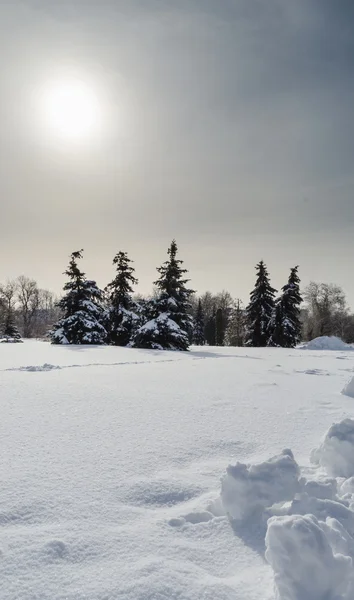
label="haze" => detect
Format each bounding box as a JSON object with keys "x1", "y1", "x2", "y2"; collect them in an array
[{"x1": 0, "y1": 0, "x2": 353, "y2": 305}]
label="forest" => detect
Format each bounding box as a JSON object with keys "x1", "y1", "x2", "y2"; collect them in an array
[{"x1": 1, "y1": 241, "x2": 354, "y2": 348}]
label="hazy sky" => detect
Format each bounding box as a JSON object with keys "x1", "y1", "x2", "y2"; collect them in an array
[{"x1": 0, "y1": 0, "x2": 353, "y2": 305}]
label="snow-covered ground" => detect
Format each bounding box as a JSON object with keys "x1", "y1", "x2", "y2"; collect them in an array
[{"x1": 1, "y1": 341, "x2": 354, "y2": 599}]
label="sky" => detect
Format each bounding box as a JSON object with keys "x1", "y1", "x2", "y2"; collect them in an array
[{"x1": 0, "y1": 0, "x2": 353, "y2": 306}]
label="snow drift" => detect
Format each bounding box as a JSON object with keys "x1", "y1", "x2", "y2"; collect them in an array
[
  {"x1": 265, "y1": 514, "x2": 353, "y2": 600},
  {"x1": 263, "y1": 418, "x2": 354, "y2": 599},
  {"x1": 221, "y1": 449, "x2": 300, "y2": 520},
  {"x1": 220, "y1": 417, "x2": 354, "y2": 599},
  {"x1": 342, "y1": 377, "x2": 354, "y2": 399},
  {"x1": 311, "y1": 418, "x2": 354, "y2": 478},
  {"x1": 299, "y1": 336, "x2": 351, "y2": 351}
]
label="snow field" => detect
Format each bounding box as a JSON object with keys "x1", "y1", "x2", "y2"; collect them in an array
[{"x1": 1, "y1": 341, "x2": 354, "y2": 599}]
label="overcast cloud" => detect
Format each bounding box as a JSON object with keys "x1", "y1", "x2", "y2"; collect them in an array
[{"x1": 0, "y1": 0, "x2": 353, "y2": 304}]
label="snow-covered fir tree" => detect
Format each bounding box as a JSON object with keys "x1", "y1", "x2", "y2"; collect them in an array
[
  {"x1": 51, "y1": 250, "x2": 107, "y2": 345},
  {"x1": 105, "y1": 251, "x2": 139, "y2": 346},
  {"x1": 131, "y1": 240, "x2": 193, "y2": 350},
  {"x1": 193, "y1": 298, "x2": 205, "y2": 345},
  {"x1": 267, "y1": 301, "x2": 284, "y2": 348},
  {"x1": 246, "y1": 260, "x2": 276, "y2": 347},
  {"x1": 2, "y1": 310, "x2": 22, "y2": 340},
  {"x1": 268, "y1": 266, "x2": 302, "y2": 348},
  {"x1": 0, "y1": 282, "x2": 22, "y2": 340}
]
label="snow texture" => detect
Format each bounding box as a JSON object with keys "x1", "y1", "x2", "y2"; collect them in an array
[
  {"x1": 221, "y1": 449, "x2": 300, "y2": 520},
  {"x1": 311, "y1": 418, "x2": 354, "y2": 478},
  {"x1": 1, "y1": 341, "x2": 354, "y2": 600},
  {"x1": 299, "y1": 336, "x2": 352, "y2": 351},
  {"x1": 342, "y1": 376, "x2": 354, "y2": 398},
  {"x1": 265, "y1": 514, "x2": 353, "y2": 600},
  {"x1": 263, "y1": 417, "x2": 354, "y2": 600}
]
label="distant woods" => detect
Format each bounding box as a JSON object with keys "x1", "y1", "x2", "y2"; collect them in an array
[
  {"x1": 2, "y1": 245, "x2": 354, "y2": 347},
  {"x1": 0, "y1": 276, "x2": 60, "y2": 340}
]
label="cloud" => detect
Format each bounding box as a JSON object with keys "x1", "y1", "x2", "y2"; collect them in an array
[{"x1": 0, "y1": 1, "x2": 353, "y2": 301}]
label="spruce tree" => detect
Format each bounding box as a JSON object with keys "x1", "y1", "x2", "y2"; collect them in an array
[
  {"x1": 51, "y1": 250, "x2": 107, "y2": 345},
  {"x1": 267, "y1": 301, "x2": 284, "y2": 347},
  {"x1": 268, "y1": 266, "x2": 302, "y2": 348},
  {"x1": 105, "y1": 251, "x2": 139, "y2": 346},
  {"x1": 131, "y1": 240, "x2": 193, "y2": 350},
  {"x1": 2, "y1": 310, "x2": 22, "y2": 340},
  {"x1": 0, "y1": 283, "x2": 22, "y2": 340},
  {"x1": 246, "y1": 260, "x2": 276, "y2": 347},
  {"x1": 193, "y1": 299, "x2": 205, "y2": 345}
]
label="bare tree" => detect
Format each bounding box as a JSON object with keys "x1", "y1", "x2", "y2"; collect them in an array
[
  {"x1": 0, "y1": 280, "x2": 17, "y2": 313},
  {"x1": 225, "y1": 299, "x2": 246, "y2": 346},
  {"x1": 16, "y1": 276, "x2": 41, "y2": 338},
  {"x1": 303, "y1": 282, "x2": 348, "y2": 340}
]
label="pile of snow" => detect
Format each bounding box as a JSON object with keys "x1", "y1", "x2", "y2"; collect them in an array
[
  {"x1": 288, "y1": 493, "x2": 354, "y2": 534},
  {"x1": 219, "y1": 416, "x2": 354, "y2": 599},
  {"x1": 0, "y1": 337, "x2": 23, "y2": 343},
  {"x1": 301, "y1": 476, "x2": 337, "y2": 500},
  {"x1": 342, "y1": 376, "x2": 354, "y2": 399},
  {"x1": 311, "y1": 418, "x2": 354, "y2": 478},
  {"x1": 265, "y1": 514, "x2": 353, "y2": 600},
  {"x1": 221, "y1": 449, "x2": 300, "y2": 520},
  {"x1": 299, "y1": 336, "x2": 351, "y2": 351},
  {"x1": 264, "y1": 418, "x2": 354, "y2": 599}
]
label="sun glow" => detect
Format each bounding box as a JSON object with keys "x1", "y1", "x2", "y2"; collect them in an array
[{"x1": 40, "y1": 78, "x2": 101, "y2": 142}]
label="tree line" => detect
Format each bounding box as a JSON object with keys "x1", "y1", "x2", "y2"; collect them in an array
[
  {"x1": 0, "y1": 277, "x2": 59, "y2": 340},
  {"x1": 1, "y1": 241, "x2": 354, "y2": 348}
]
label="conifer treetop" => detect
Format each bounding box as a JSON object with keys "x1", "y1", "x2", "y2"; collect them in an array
[
  {"x1": 154, "y1": 239, "x2": 192, "y2": 298},
  {"x1": 106, "y1": 251, "x2": 138, "y2": 310}
]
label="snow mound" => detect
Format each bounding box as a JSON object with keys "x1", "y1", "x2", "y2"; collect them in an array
[
  {"x1": 301, "y1": 477, "x2": 337, "y2": 500},
  {"x1": 342, "y1": 377, "x2": 354, "y2": 398},
  {"x1": 288, "y1": 493, "x2": 354, "y2": 535},
  {"x1": 311, "y1": 418, "x2": 354, "y2": 478},
  {"x1": 221, "y1": 449, "x2": 300, "y2": 520},
  {"x1": 340, "y1": 477, "x2": 354, "y2": 505},
  {"x1": 299, "y1": 336, "x2": 351, "y2": 351},
  {"x1": 265, "y1": 514, "x2": 353, "y2": 600}
]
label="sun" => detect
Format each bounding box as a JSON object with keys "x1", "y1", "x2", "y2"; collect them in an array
[{"x1": 40, "y1": 78, "x2": 101, "y2": 142}]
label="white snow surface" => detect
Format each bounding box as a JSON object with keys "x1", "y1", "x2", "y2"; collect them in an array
[
  {"x1": 265, "y1": 514, "x2": 353, "y2": 600},
  {"x1": 342, "y1": 376, "x2": 354, "y2": 398},
  {"x1": 221, "y1": 449, "x2": 300, "y2": 520},
  {"x1": 1, "y1": 341, "x2": 354, "y2": 599},
  {"x1": 299, "y1": 336, "x2": 352, "y2": 351},
  {"x1": 311, "y1": 418, "x2": 354, "y2": 478}
]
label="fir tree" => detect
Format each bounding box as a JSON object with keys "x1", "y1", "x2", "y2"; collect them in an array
[
  {"x1": 193, "y1": 299, "x2": 205, "y2": 345},
  {"x1": 2, "y1": 310, "x2": 22, "y2": 340},
  {"x1": 0, "y1": 282, "x2": 22, "y2": 340},
  {"x1": 131, "y1": 240, "x2": 193, "y2": 350},
  {"x1": 267, "y1": 301, "x2": 284, "y2": 347},
  {"x1": 105, "y1": 251, "x2": 139, "y2": 346},
  {"x1": 246, "y1": 260, "x2": 276, "y2": 347},
  {"x1": 51, "y1": 250, "x2": 107, "y2": 345},
  {"x1": 268, "y1": 266, "x2": 302, "y2": 348}
]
